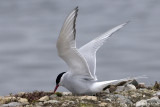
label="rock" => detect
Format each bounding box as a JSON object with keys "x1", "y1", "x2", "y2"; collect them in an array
[
  {"x1": 39, "y1": 96, "x2": 49, "y2": 101},
  {"x1": 0, "y1": 96, "x2": 16, "y2": 104},
  {"x1": 80, "y1": 96, "x2": 97, "y2": 101},
  {"x1": 17, "y1": 92, "x2": 25, "y2": 97},
  {"x1": 66, "y1": 100, "x2": 75, "y2": 105},
  {"x1": 44, "y1": 100, "x2": 59, "y2": 104},
  {"x1": 98, "y1": 102, "x2": 107, "y2": 107},
  {"x1": 62, "y1": 92, "x2": 72, "y2": 96},
  {"x1": 115, "y1": 86, "x2": 124, "y2": 92},
  {"x1": 127, "y1": 79, "x2": 139, "y2": 87},
  {"x1": 36, "y1": 102, "x2": 43, "y2": 106},
  {"x1": 18, "y1": 98, "x2": 29, "y2": 104},
  {"x1": 49, "y1": 94, "x2": 57, "y2": 99},
  {"x1": 136, "y1": 100, "x2": 147, "y2": 107},
  {"x1": 137, "y1": 83, "x2": 145, "y2": 89},
  {"x1": 104, "y1": 89, "x2": 110, "y2": 93},
  {"x1": 124, "y1": 84, "x2": 136, "y2": 91},
  {"x1": 105, "y1": 98, "x2": 111, "y2": 102},
  {"x1": 0, "y1": 96, "x2": 2, "y2": 100},
  {"x1": 115, "y1": 94, "x2": 133, "y2": 105},
  {"x1": 1, "y1": 102, "x2": 22, "y2": 107},
  {"x1": 147, "y1": 96, "x2": 160, "y2": 104},
  {"x1": 61, "y1": 101, "x2": 75, "y2": 107},
  {"x1": 61, "y1": 102, "x2": 68, "y2": 107},
  {"x1": 155, "y1": 91, "x2": 160, "y2": 99}
]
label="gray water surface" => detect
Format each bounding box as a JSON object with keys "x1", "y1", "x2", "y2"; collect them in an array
[{"x1": 0, "y1": 0, "x2": 160, "y2": 95}]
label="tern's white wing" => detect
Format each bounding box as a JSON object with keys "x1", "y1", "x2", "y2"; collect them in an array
[
  {"x1": 79, "y1": 22, "x2": 128, "y2": 80},
  {"x1": 56, "y1": 7, "x2": 93, "y2": 78}
]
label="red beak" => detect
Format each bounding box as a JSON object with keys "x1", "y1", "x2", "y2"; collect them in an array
[{"x1": 53, "y1": 85, "x2": 59, "y2": 94}]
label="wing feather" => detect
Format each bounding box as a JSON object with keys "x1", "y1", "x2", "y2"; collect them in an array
[
  {"x1": 56, "y1": 7, "x2": 93, "y2": 78},
  {"x1": 79, "y1": 22, "x2": 129, "y2": 80}
]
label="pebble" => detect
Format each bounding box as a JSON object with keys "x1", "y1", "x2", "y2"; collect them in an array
[
  {"x1": 115, "y1": 94, "x2": 133, "y2": 105},
  {"x1": 98, "y1": 102, "x2": 107, "y2": 107},
  {"x1": 39, "y1": 96, "x2": 49, "y2": 101},
  {"x1": 44, "y1": 100, "x2": 59, "y2": 104},
  {"x1": 104, "y1": 89, "x2": 110, "y2": 93},
  {"x1": 17, "y1": 92, "x2": 25, "y2": 97},
  {"x1": 124, "y1": 84, "x2": 136, "y2": 91},
  {"x1": 147, "y1": 97, "x2": 160, "y2": 104},
  {"x1": 80, "y1": 96, "x2": 97, "y2": 101},
  {"x1": 68, "y1": 100, "x2": 75, "y2": 105},
  {"x1": 49, "y1": 94, "x2": 57, "y2": 99},
  {"x1": 62, "y1": 92, "x2": 72, "y2": 96},
  {"x1": 115, "y1": 86, "x2": 124, "y2": 92},
  {"x1": 1, "y1": 102, "x2": 21, "y2": 107},
  {"x1": 18, "y1": 98, "x2": 29, "y2": 104},
  {"x1": 0, "y1": 96, "x2": 16, "y2": 104},
  {"x1": 61, "y1": 102, "x2": 67, "y2": 107},
  {"x1": 37, "y1": 102, "x2": 43, "y2": 106},
  {"x1": 0, "y1": 80, "x2": 160, "y2": 107},
  {"x1": 155, "y1": 91, "x2": 160, "y2": 99},
  {"x1": 0, "y1": 96, "x2": 2, "y2": 100},
  {"x1": 136, "y1": 100, "x2": 147, "y2": 107},
  {"x1": 105, "y1": 98, "x2": 111, "y2": 102},
  {"x1": 127, "y1": 79, "x2": 139, "y2": 87}
]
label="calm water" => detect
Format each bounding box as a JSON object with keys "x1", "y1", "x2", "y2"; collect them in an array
[{"x1": 0, "y1": 0, "x2": 160, "y2": 95}]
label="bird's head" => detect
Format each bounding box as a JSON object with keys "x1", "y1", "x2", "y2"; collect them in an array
[{"x1": 53, "y1": 72, "x2": 66, "y2": 93}]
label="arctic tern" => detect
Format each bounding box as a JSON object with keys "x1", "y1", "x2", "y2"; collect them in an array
[{"x1": 53, "y1": 7, "x2": 136, "y2": 95}]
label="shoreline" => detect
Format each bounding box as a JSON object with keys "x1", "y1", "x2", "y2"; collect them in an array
[{"x1": 0, "y1": 80, "x2": 160, "y2": 107}]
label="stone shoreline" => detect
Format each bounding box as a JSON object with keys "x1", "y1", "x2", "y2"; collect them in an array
[{"x1": 0, "y1": 80, "x2": 160, "y2": 107}]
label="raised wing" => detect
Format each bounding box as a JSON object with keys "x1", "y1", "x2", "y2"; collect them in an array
[
  {"x1": 56, "y1": 7, "x2": 94, "y2": 78},
  {"x1": 79, "y1": 22, "x2": 128, "y2": 80}
]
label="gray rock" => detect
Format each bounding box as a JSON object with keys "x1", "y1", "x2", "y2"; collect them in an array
[
  {"x1": 115, "y1": 86, "x2": 124, "y2": 92},
  {"x1": 115, "y1": 94, "x2": 133, "y2": 105},
  {"x1": 155, "y1": 91, "x2": 160, "y2": 99},
  {"x1": 61, "y1": 102, "x2": 68, "y2": 107},
  {"x1": 1, "y1": 102, "x2": 21, "y2": 107},
  {"x1": 104, "y1": 89, "x2": 110, "y2": 93},
  {"x1": 80, "y1": 96, "x2": 97, "y2": 101},
  {"x1": 44, "y1": 100, "x2": 59, "y2": 104},
  {"x1": 127, "y1": 79, "x2": 139, "y2": 87},
  {"x1": 49, "y1": 94, "x2": 57, "y2": 99},
  {"x1": 35, "y1": 102, "x2": 43, "y2": 106},
  {"x1": 147, "y1": 97, "x2": 160, "y2": 104},
  {"x1": 136, "y1": 100, "x2": 147, "y2": 107},
  {"x1": 156, "y1": 91, "x2": 160, "y2": 96},
  {"x1": 124, "y1": 84, "x2": 136, "y2": 91}
]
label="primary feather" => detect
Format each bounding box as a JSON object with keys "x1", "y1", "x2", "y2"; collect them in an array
[
  {"x1": 56, "y1": 7, "x2": 94, "y2": 78},
  {"x1": 79, "y1": 22, "x2": 129, "y2": 80}
]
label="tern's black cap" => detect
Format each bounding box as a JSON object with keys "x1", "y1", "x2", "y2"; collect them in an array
[{"x1": 56, "y1": 72, "x2": 66, "y2": 85}]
